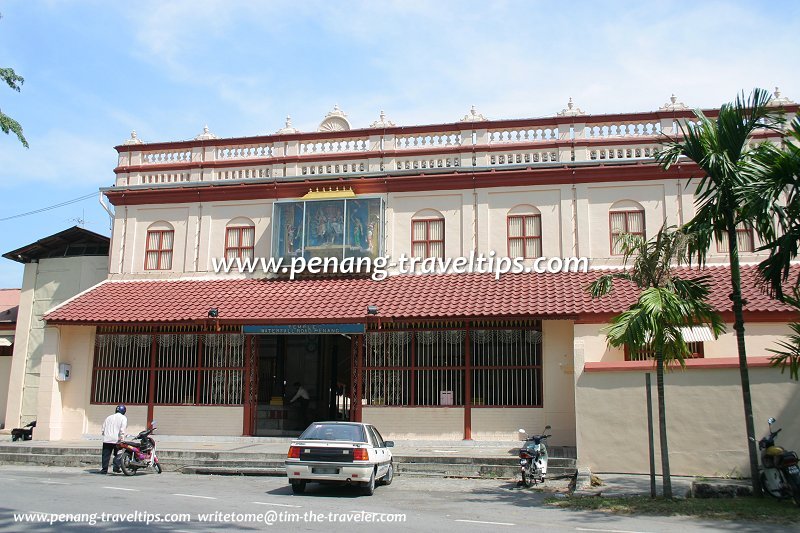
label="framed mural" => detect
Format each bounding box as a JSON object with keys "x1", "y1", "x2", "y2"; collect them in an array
[{"x1": 272, "y1": 197, "x2": 383, "y2": 261}]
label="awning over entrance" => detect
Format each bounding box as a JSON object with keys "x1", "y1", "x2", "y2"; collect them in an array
[{"x1": 43, "y1": 264, "x2": 798, "y2": 325}]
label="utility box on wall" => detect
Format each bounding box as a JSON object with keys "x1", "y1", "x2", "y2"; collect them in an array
[{"x1": 56, "y1": 363, "x2": 71, "y2": 382}]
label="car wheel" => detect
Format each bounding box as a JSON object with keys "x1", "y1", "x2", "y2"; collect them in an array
[
  {"x1": 381, "y1": 462, "x2": 393, "y2": 486},
  {"x1": 361, "y1": 470, "x2": 376, "y2": 496},
  {"x1": 290, "y1": 480, "x2": 306, "y2": 494}
]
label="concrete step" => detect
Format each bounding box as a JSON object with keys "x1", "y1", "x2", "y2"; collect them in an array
[{"x1": 0, "y1": 446, "x2": 577, "y2": 480}]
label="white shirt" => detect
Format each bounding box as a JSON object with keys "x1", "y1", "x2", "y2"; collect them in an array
[
  {"x1": 290, "y1": 387, "x2": 310, "y2": 403},
  {"x1": 101, "y1": 412, "x2": 128, "y2": 444}
]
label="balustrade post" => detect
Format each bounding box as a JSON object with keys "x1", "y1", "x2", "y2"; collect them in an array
[
  {"x1": 471, "y1": 129, "x2": 489, "y2": 167},
  {"x1": 383, "y1": 134, "x2": 396, "y2": 173},
  {"x1": 284, "y1": 140, "x2": 299, "y2": 177},
  {"x1": 572, "y1": 122, "x2": 587, "y2": 162},
  {"x1": 368, "y1": 134, "x2": 383, "y2": 172}
]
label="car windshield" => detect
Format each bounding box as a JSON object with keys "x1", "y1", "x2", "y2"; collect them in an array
[{"x1": 299, "y1": 423, "x2": 367, "y2": 443}]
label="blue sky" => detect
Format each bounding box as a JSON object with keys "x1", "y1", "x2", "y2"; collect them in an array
[{"x1": 0, "y1": 0, "x2": 798, "y2": 287}]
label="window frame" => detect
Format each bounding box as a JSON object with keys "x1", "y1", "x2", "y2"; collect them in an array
[
  {"x1": 609, "y1": 209, "x2": 645, "y2": 256},
  {"x1": 144, "y1": 229, "x2": 174, "y2": 270},
  {"x1": 716, "y1": 223, "x2": 755, "y2": 254},
  {"x1": 225, "y1": 225, "x2": 256, "y2": 260},
  {"x1": 507, "y1": 213, "x2": 542, "y2": 259},
  {"x1": 411, "y1": 217, "x2": 445, "y2": 259}
]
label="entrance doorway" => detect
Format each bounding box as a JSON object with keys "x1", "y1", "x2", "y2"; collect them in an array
[{"x1": 250, "y1": 334, "x2": 352, "y2": 436}]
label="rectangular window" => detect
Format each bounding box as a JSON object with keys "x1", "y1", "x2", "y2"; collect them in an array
[
  {"x1": 363, "y1": 321, "x2": 542, "y2": 408},
  {"x1": 225, "y1": 226, "x2": 255, "y2": 261},
  {"x1": 508, "y1": 214, "x2": 542, "y2": 258},
  {"x1": 411, "y1": 219, "x2": 444, "y2": 259},
  {"x1": 625, "y1": 342, "x2": 704, "y2": 361},
  {"x1": 610, "y1": 210, "x2": 645, "y2": 255},
  {"x1": 92, "y1": 332, "x2": 246, "y2": 406},
  {"x1": 145, "y1": 230, "x2": 174, "y2": 270},
  {"x1": 717, "y1": 223, "x2": 755, "y2": 253}
]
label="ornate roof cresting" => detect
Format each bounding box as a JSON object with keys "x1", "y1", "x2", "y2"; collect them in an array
[
  {"x1": 459, "y1": 105, "x2": 487, "y2": 122},
  {"x1": 276, "y1": 115, "x2": 300, "y2": 134},
  {"x1": 318, "y1": 104, "x2": 351, "y2": 132},
  {"x1": 123, "y1": 130, "x2": 144, "y2": 145},
  {"x1": 659, "y1": 94, "x2": 688, "y2": 112},
  {"x1": 768, "y1": 87, "x2": 796, "y2": 107},
  {"x1": 194, "y1": 125, "x2": 218, "y2": 140},
  {"x1": 557, "y1": 97, "x2": 586, "y2": 117},
  {"x1": 370, "y1": 110, "x2": 396, "y2": 128}
]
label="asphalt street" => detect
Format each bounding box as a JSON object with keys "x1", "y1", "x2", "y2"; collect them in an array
[{"x1": 0, "y1": 466, "x2": 791, "y2": 532}]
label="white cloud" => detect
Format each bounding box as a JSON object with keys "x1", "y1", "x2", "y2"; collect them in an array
[{"x1": 0, "y1": 129, "x2": 115, "y2": 187}]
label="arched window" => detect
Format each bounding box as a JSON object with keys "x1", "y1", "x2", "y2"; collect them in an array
[
  {"x1": 145, "y1": 221, "x2": 174, "y2": 270},
  {"x1": 609, "y1": 200, "x2": 645, "y2": 255},
  {"x1": 507, "y1": 205, "x2": 542, "y2": 258},
  {"x1": 411, "y1": 209, "x2": 444, "y2": 259},
  {"x1": 225, "y1": 218, "x2": 256, "y2": 261}
]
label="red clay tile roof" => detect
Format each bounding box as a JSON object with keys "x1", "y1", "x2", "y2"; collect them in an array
[{"x1": 43, "y1": 264, "x2": 799, "y2": 325}]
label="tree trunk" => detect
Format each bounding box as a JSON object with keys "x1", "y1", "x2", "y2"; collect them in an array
[
  {"x1": 656, "y1": 350, "x2": 672, "y2": 498},
  {"x1": 727, "y1": 221, "x2": 763, "y2": 497}
]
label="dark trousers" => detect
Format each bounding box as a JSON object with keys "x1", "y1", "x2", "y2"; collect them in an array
[{"x1": 101, "y1": 442, "x2": 119, "y2": 472}]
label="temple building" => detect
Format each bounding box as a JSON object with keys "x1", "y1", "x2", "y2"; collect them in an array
[{"x1": 4, "y1": 93, "x2": 799, "y2": 475}]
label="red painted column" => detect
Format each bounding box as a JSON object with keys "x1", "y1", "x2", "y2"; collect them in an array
[
  {"x1": 355, "y1": 334, "x2": 364, "y2": 422},
  {"x1": 464, "y1": 323, "x2": 472, "y2": 441}
]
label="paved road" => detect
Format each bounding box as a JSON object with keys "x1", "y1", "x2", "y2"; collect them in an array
[{"x1": 0, "y1": 466, "x2": 789, "y2": 532}]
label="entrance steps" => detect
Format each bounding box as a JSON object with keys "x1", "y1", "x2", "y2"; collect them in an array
[{"x1": 0, "y1": 441, "x2": 577, "y2": 480}]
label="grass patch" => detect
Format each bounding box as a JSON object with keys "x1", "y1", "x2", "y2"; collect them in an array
[{"x1": 545, "y1": 495, "x2": 799, "y2": 524}]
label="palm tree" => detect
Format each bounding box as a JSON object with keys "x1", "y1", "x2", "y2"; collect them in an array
[
  {"x1": 589, "y1": 227, "x2": 725, "y2": 498},
  {"x1": 656, "y1": 88, "x2": 784, "y2": 496},
  {"x1": 747, "y1": 117, "x2": 800, "y2": 379}
]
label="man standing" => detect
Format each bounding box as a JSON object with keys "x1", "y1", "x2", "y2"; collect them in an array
[
  {"x1": 289, "y1": 382, "x2": 310, "y2": 428},
  {"x1": 100, "y1": 405, "x2": 127, "y2": 474}
]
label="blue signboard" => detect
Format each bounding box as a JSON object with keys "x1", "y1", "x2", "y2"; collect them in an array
[{"x1": 243, "y1": 324, "x2": 366, "y2": 335}]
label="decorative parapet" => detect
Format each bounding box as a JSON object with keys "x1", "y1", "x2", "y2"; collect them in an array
[
  {"x1": 769, "y1": 86, "x2": 796, "y2": 107},
  {"x1": 112, "y1": 96, "x2": 797, "y2": 188},
  {"x1": 460, "y1": 105, "x2": 487, "y2": 122},
  {"x1": 557, "y1": 98, "x2": 585, "y2": 117},
  {"x1": 318, "y1": 104, "x2": 351, "y2": 132}
]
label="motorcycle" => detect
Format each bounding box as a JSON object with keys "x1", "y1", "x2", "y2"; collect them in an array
[
  {"x1": 116, "y1": 421, "x2": 162, "y2": 476},
  {"x1": 517, "y1": 425, "x2": 551, "y2": 487},
  {"x1": 758, "y1": 417, "x2": 800, "y2": 506}
]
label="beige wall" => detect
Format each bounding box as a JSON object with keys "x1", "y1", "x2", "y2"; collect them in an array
[
  {"x1": 153, "y1": 406, "x2": 244, "y2": 436},
  {"x1": 363, "y1": 407, "x2": 463, "y2": 440},
  {"x1": 5, "y1": 256, "x2": 108, "y2": 429},
  {"x1": 0, "y1": 355, "x2": 10, "y2": 428},
  {"x1": 575, "y1": 366, "x2": 800, "y2": 476}
]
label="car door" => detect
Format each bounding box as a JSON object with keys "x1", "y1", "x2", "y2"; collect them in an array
[{"x1": 366, "y1": 425, "x2": 388, "y2": 477}]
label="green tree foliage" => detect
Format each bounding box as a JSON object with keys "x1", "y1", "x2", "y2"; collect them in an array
[
  {"x1": 655, "y1": 88, "x2": 784, "y2": 496},
  {"x1": 1, "y1": 14, "x2": 28, "y2": 148},
  {"x1": 589, "y1": 227, "x2": 725, "y2": 499}
]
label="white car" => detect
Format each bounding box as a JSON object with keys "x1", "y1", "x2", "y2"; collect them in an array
[{"x1": 285, "y1": 421, "x2": 394, "y2": 495}]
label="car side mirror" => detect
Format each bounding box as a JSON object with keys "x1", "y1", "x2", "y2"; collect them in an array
[{"x1": 385, "y1": 441, "x2": 395, "y2": 448}]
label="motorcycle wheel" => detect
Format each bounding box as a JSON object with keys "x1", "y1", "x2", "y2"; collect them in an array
[
  {"x1": 521, "y1": 468, "x2": 533, "y2": 488},
  {"x1": 120, "y1": 452, "x2": 137, "y2": 476},
  {"x1": 154, "y1": 462, "x2": 162, "y2": 474}
]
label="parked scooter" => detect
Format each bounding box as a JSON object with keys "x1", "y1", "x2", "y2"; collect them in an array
[
  {"x1": 757, "y1": 417, "x2": 800, "y2": 506},
  {"x1": 116, "y1": 421, "x2": 162, "y2": 476},
  {"x1": 517, "y1": 425, "x2": 551, "y2": 487}
]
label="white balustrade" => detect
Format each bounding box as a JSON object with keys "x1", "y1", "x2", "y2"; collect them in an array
[
  {"x1": 488, "y1": 126, "x2": 560, "y2": 143},
  {"x1": 395, "y1": 132, "x2": 461, "y2": 149},
  {"x1": 589, "y1": 144, "x2": 660, "y2": 161},
  {"x1": 141, "y1": 172, "x2": 192, "y2": 184},
  {"x1": 301, "y1": 160, "x2": 368, "y2": 176},
  {"x1": 299, "y1": 138, "x2": 370, "y2": 155},
  {"x1": 585, "y1": 121, "x2": 662, "y2": 139},
  {"x1": 216, "y1": 144, "x2": 273, "y2": 160},
  {"x1": 142, "y1": 149, "x2": 192, "y2": 164},
  {"x1": 394, "y1": 156, "x2": 460, "y2": 171},
  {"x1": 488, "y1": 150, "x2": 559, "y2": 166},
  {"x1": 215, "y1": 167, "x2": 271, "y2": 180}
]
